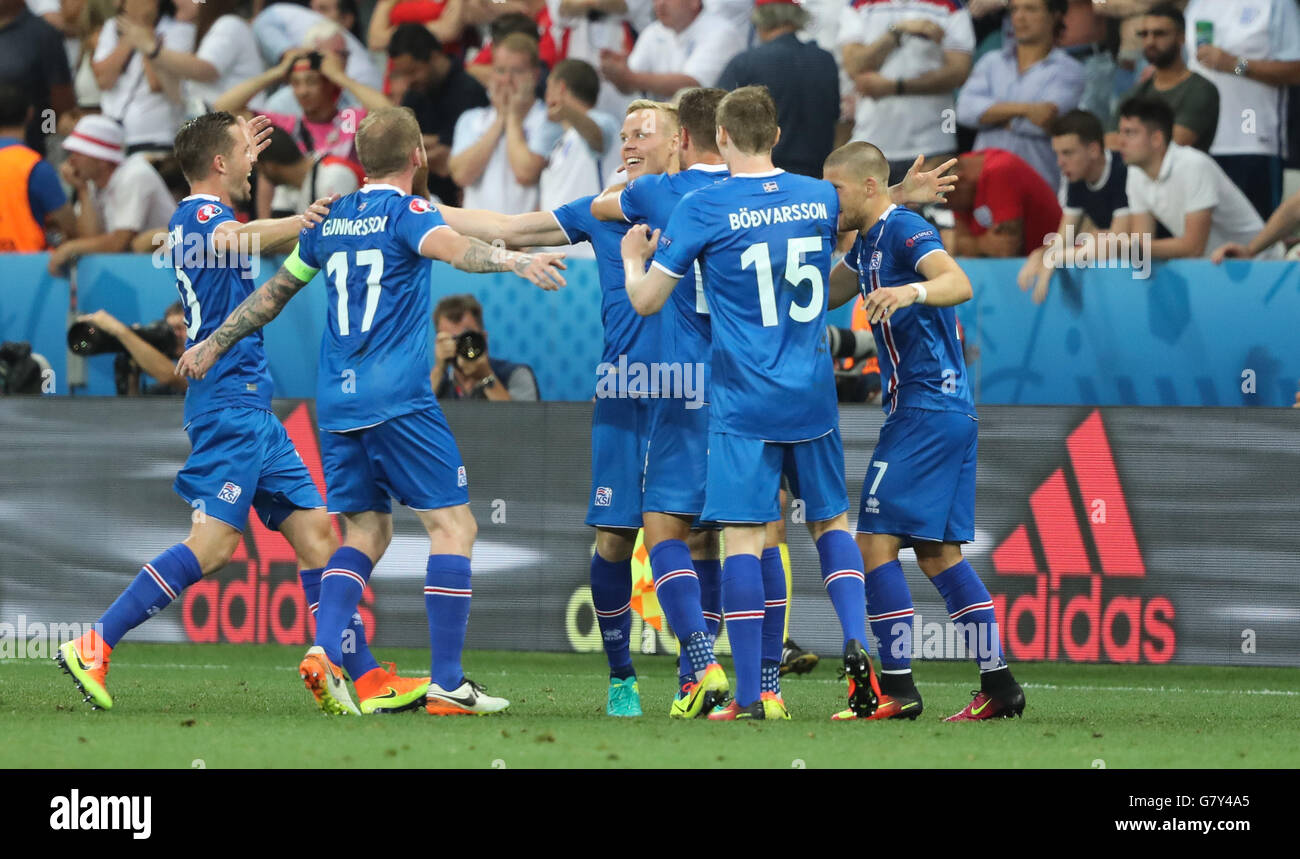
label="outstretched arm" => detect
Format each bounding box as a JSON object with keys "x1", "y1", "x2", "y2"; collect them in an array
[
  {"x1": 890, "y1": 155, "x2": 958, "y2": 206},
  {"x1": 435, "y1": 206, "x2": 568, "y2": 248},
  {"x1": 176, "y1": 260, "x2": 314, "y2": 379},
  {"x1": 420, "y1": 228, "x2": 567, "y2": 288}
]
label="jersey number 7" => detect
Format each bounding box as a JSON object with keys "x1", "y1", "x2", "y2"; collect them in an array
[
  {"x1": 739, "y1": 236, "x2": 824, "y2": 327},
  {"x1": 325, "y1": 249, "x2": 385, "y2": 335}
]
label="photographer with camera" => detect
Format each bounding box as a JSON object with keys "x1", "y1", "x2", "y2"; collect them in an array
[
  {"x1": 431, "y1": 293, "x2": 538, "y2": 401},
  {"x1": 69, "y1": 302, "x2": 187, "y2": 395}
]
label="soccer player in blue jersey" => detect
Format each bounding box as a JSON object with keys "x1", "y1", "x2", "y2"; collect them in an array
[
  {"x1": 430, "y1": 99, "x2": 681, "y2": 717},
  {"x1": 823, "y1": 140, "x2": 1026, "y2": 721},
  {"x1": 178, "y1": 107, "x2": 566, "y2": 716},
  {"x1": 620, "y1": 86, "x2": 879, "y2": 721},
  {"x1": 55, "y1": 112, "x2": 428, "y2": 714}
]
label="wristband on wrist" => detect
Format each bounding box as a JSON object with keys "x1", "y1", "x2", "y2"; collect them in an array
[{"x1": 912, "y1": 283, "x2": 928, "y2": 305}]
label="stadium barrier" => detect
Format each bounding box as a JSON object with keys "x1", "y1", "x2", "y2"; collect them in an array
[
  {"x1": 1, "y1": 255, "x2": 1296, "y2": 405},
  {"x1": 2, "y1": 398, "x2": 1296, "y2": 667}
]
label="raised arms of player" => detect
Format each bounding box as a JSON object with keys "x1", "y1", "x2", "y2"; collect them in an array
[
  {"x1": 175, "y1": 260, "x2": 314, "y2": 380},
  {"x1": 419, "y1": 228, "x2": 568, "y2": 287},
  {"x1": 619, "y1": 225, "x2": 677, "y2": 315},
  {"x1": 434, "y1": 206, "x2": 569, "y2": 249}
]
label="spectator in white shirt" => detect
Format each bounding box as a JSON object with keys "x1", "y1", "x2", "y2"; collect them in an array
[
  {"x1": 599, "y1": 0, "x2": 744, "y2": 98},
  {"x1": 92, "y1": 0, "x2": 192, "y2": 154},
  {"x1": 114, "y1": 0, "x2": 265, "y2": 118},
  {"x1": 48, "y1": 114, "x2": 176, "y2": 274},
  {"x1": 1117, "y1": 97, "x2": 1282, "y2": 261},
  {"x1": 1185, "y1": 0, "x2": 1300, "y2": 221},
  {"x1": 546, "y1": 0, "x2": 637, "y2": 119},
  {"x1": 449, "y1": 32, "x2": 552, "y2": 214},
  {"x1": 839, "y1": 0, "x2": 974, "y2": 184},
  {"x1": 536, "y1": 58, "x2": 619, "y2": 235}
]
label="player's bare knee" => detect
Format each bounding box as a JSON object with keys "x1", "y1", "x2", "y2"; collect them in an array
[
  {"x1": 806, "y1": 512, "x2": 850, "y2": 543},
  {"x1": 184, "y1": 521, "x2": 242, "y2": 575},
  {"x1": 858, "y1": 532, "x2": 902, "y2": 572},
  {"x1": 915, "y1": 542, "x2": 963, "y2": 578},
  {"x1": 686, "y1": 527, "x2": 718, "y2": 559},
  {"x1": 594, "y1": 527, "x2": 636, "y2": 562}
]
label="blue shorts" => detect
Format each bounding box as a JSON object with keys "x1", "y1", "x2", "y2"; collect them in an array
[
  {"x1": 642, "y1": 397, "x2": 709, "y2": 517},
  {"x1": 174, "y1": 407, "x2": 323, "y2": 531},
  {"x1": 701, "y1": 428, "x2": 848, "y2": 525},
  {"x1": 321, "y1": 408, "x2": 469, "y2": 514},
  {"x1": 856, "y1": 407, "x2": 977, "y2": 545},
  {"x1": 586, "y1": 396, "x2": 652, "y2": 529}
]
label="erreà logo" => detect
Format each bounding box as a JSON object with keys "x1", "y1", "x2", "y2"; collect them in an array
[{"x1": 989, "y1": 410, "x2": 1175, "y2": 664}]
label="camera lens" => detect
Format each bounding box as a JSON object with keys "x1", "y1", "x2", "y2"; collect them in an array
[{"x1": 456, "y1": 331, "x2": 487, "y2": 361}]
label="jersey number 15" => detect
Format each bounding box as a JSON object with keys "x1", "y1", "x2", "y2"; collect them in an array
[{"x1": 740, "y1": 236, "x2": 824, "y2": 328}]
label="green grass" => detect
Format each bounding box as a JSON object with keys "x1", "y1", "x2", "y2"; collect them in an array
[{"x1": 4, "y1": 644, "x2": 1299, "y2": 768}]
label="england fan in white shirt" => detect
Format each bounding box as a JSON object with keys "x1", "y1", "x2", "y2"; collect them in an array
[
  {"x1": 114, "y1": 0, "x2": 267, "y2": 118},
  {"x1": 449, "y1": 33, "x2": 553, "y2": 214},
  {"x1": 599, "y1": 0, "x2": 744, "y2": 98},
  {"x1": 536, "y1": 59, "x2": 620, "y2": 234},
  {"x1": 1117, "y1": 97, "x2": 1282, "y2": 261},
  {"x1": 1185, "y1": 0, "x2": 1300, "y2": 220},
  {"x1": 92, "y1": 0, "x2": 193, "y2": 153},
  {"x1": 839, "y1": 0, "x2": 974, "y2": 183},
  {"x1": 47, "y1": 114, "x2": 177, "y2": 274}
]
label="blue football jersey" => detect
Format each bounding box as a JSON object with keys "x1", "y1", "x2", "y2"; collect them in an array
[
  {"x1": 169, "y1": 194, "x2": 274, "y2": 427},
  {"x1": 620, "y1": 164, "x2": 729, "y2": 374},
  {"x1": 843, "y1": 205, "x2": 974, "y2": 415},
  {"x1": 653, "y1": 170, "x2": 840, "y2": 442},
  {"x1": 296, "y1": 184, "x2": 447, "y2": 432},
  {"x1": 551, "y1": 195, "x2": 661, "y2": 372}
]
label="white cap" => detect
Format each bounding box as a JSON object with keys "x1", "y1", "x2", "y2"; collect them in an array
[{"x1": 63, "y1": 115, "x2": 126, "y2": 164}]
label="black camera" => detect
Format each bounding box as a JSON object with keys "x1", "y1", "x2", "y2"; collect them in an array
[
  {"x1": 0, "y1": 341, "x2": 43, "y2": 394},
  {"x1": 455, "y1": 330, "x2": 487, "y2": 362},
  {"x1": 68, "y1": 318, "x2": 177, "y2": 358}
]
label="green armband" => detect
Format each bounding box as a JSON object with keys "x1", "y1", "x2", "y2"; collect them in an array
[{"x1": 284, "y1": 245, "x2": 319, "y2": 282}]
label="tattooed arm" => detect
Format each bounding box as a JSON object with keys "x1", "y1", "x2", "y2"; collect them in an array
[
  {"x1": 175, "y1": 263, "x2": 313, "y2": 380},
  {"x1": 419, "y1": 228, "x2": 568, "y2": 289}
]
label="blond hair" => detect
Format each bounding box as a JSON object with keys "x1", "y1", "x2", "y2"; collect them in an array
[{"x1": 356, "y1": 107, "x2": 423, "y2": 178}]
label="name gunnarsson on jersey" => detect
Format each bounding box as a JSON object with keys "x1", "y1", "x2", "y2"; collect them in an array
[
  {"x1": 728, "y1": 202, "x2": 830, "y2": 231},
  {"x1": 321, "y1": 216, "x2": 391, "y2": 237}
]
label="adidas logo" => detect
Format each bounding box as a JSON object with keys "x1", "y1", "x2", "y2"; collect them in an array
[{"x1": 989, "y1": 410, "x2": 1176, "y2": 664}]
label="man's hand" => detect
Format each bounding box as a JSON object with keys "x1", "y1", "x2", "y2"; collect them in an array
[
  {"x1": 599, "y1": 49, "x2": 632, "y2": 91},
  {"x1": 299, "y1": 194, "x2": 337, "y2": 229},
  {"x1": 77, "y1": 309, "x2": 126, "y2": 338},
  {"x1": 621, "y1": 224, "x2": 659, "y2": 267},
  {"x1": 853, "y1": 70, "x2": 896, "y2": 100},
  {"x1": 1196, "y1": 44, "x2": 1234, "y2": 74},
  {"x1": 240, "y1": 114, "x2": 275, "y2": 162},
  {"x1": 48, "y1": 243, "x2": 79, "y2": 276},
  {"x1": 274, "y1": 48, "x2": 308, "y2": 79},
  {"x1": 506, "y1": 78, "x2": 533, "y2": 121},
  {"x1": 896, "y1": 18, "x2": 945, "y2": 42},
  {"x1": 1023, "y1": 102, "x2": 1058, "y2": 130},
  {"x1": 317, "y1": 49, "x2": 347, "y2": 84},
  {"x1": 513, "y1": 250, "x2": 567, "y2": 289},
  {"x1": 1017, "y1": 251, "x2": 1053, "y2": 304},
  {"x1": 115, "y1": 14, "x2": 155, "y2": 52},
  {"x1": 1211, "y1": 242, "x2": 1250, "y2": 264},
  {"x1": 862, "y1": 284, "x2": 919, "y2": 324},
  {"x1": 897, "y1": 154, "x2": 958, "y2": 204},
  {"x1": 58, "y1": 160, "x2": 87, "y2": 192},
  {"x1": 434, "y1": 330, "x2": 458, "y2": 366},
  {"x1": 176, "y1": 338, "x2": 221, "y2": 380}
]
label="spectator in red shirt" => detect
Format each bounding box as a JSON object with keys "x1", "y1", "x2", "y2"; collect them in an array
[
  {"x1": 942, "y1": 147, "x2": 1062, "y2": 257},
  {"x1": 368, "y1": 0, "x2": 467, "y2": 54}
]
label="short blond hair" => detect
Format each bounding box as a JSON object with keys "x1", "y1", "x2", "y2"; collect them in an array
[
  {"x1": 824, "y1": 140, "x2": 890, "y2": 185},
  {"x1": 356, "y1": 107, "x2": 422, "y2": 177},
  {"x1": 625, "y1": 99, "x2": 679, "y2": 137}
]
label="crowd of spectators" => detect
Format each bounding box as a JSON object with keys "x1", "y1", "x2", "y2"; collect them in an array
[{"x1": 6, "y1": 0, "x2": 1300, "y2": 293}]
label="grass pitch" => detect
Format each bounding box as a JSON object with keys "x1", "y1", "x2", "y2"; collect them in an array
[{"x1": 4, "y1": 644, "x2": 1299, "y2": 768}]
